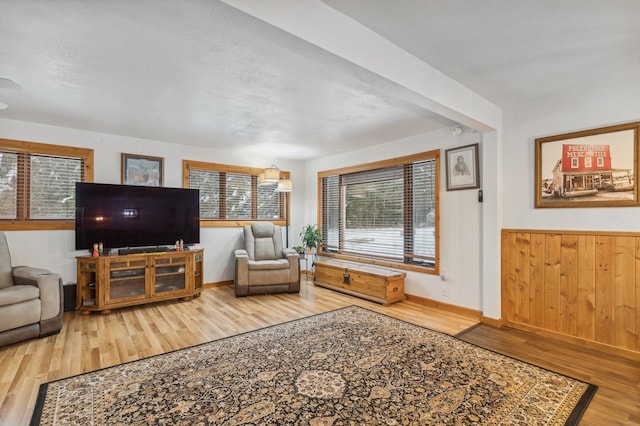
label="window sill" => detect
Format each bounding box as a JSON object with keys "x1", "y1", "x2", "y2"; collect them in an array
[
  {"x1": 319, "y1": 252, "x2": 438, "y2": 275},
  {"x1": 0, "y1": 221, "x2": 75, "y2": 231},
  {"x1": 201, "y1": 219, "x2": 286, "y2": 228}
]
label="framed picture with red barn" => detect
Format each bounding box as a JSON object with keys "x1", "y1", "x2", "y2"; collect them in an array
[{"x1": 535, "y1": 121, "x2": 640, "y2": 208}]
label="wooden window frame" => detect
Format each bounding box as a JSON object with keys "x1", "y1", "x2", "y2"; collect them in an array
[
  {"x1": 183, "y1": 160, "x2": 289, "y2": 227},
  {"x1": 0, "y1": 139, "x2": 94, "y2": 230},
  {"x1": 318, "y1": 150, "x2": 440, "y2": 275}
]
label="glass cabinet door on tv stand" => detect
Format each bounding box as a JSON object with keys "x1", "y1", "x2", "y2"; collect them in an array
[
  {"x1": 76, "y1": 249, "x2": 204, "y2": 315},
  {"x1": 105, "y1": 255, "x2": 147, "y2": 304},
  {"x1": 152, "y1": 253, "x2": 188, "y2": 296}
]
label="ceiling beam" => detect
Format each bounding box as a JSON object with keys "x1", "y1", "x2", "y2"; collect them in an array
[{"x1": 222, "y1": 0, "x2": 502, "y2": 132}]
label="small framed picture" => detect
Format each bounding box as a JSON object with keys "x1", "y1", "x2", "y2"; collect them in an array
[
  {"x1": 445, "y1": 143, "x2": 480, "y2": 191},
  {"x1": 535, "y1": 121, "x2": 639, "y2": 208},
  {"x1": 121, "y1": 153, "x2": 164, "y2": 186}
]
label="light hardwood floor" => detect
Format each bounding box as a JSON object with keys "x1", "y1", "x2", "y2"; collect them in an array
[{"x1": 1, "y1": 278, "x2": 638, "y2": 425}]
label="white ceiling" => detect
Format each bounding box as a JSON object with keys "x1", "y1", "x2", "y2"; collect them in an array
[{"x1": 0, "y1": 1, "x2": 638, "y2": 160}]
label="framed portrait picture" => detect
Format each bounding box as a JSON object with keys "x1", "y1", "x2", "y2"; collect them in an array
[
  {"x1": 535, "y1": 121, "x2": 640, "y2": 208},
  {"x1": 121, "y1": 153, "x2": 164, "y2": 187},
  {"x1": 445, "y1": 143, "x2": 480, "y2": 191}
]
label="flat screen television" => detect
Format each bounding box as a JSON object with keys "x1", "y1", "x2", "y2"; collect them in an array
[{"x1": 75, "y1": 182, "x2": 200, "y2": 252}]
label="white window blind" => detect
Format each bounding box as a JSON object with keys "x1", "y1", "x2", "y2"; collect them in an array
[
  {"x1": 189, "y1": 169, "x2": 220, "y2": 219},
  {"x1": 320, "y1": 154, "x2": 438, "y2": 269},
  {"x1": 322, "y1": 175, "x2": 340, "y2": 251},
  {"x1": 257, "y1": 181, "x2": 279, "y2": 219},
  {"x1": 0, "y1": 152, "x2": 17, "y2": 219},
  {"x1": 408, "y1": 160, "x2": 437, "y2": 265},
  {"x1": 29, "y1": 155, "x2": 82, "y2": 219},
  {"x1": 0, "y1": 151, "x2": 84, "y2": 221},
  {"x1": 343, "y1": 167, "x2": 404, "y2": 260},
  {"x1": 226, "y1": 173, "x2": 251, "y2": 219}
]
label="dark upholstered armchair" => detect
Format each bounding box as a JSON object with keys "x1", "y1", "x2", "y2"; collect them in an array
[
  {"x1": 0, "y1": 232, "x2": 63, "y2": 347},
  {"x1": 234, "y1": 222, "x2": 300, "y2": 296}
]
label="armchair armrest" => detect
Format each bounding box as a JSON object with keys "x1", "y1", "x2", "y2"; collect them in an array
[
  {"x1": 12, "y1": 266, "x2": 62, "y2": 321},
  {"x1": 234, "y1": 249, "x2": 249, "y2": 258},
  {"x1": 282, "y1": 249, "x2": 300, "y2": 280},
  {"x1": 12, "y1": 266, "x2": 52, "y2": 285},
  {"x1": 234, "y1": 249, "x2": 249, "y2": 288},
  {"x1": 282, "y1": 248, "x2": 297, "y2": 257}
]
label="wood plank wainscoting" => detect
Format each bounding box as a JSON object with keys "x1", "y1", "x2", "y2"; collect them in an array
[{"x1": 501, "y1": 229, "x2": 639, "y2": 360}]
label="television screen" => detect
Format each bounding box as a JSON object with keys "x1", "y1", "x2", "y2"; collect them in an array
[{"x1": 75, "y1": 182, "x2": 200, "y2": 251}]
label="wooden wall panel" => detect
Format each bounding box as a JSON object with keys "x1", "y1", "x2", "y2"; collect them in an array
[
  {"x1": 502, "y1": 232, "x2": 516, "y2": 322},
  {"x1": 502, "y1": 229, "x2": 640, "y2": 356},
  {"x1": 559, "y1": 235, "x2": 578, "y2": 336},
  {"x1": 636, "y1": 239, "x2": 640, "y2": 352},
  {"x1": 576, "y1": 235, "x2": 595, "y2": 341},
  {"x1": 544, "y1": 234, "x2": 561, "y2": 332},
  {"x1": 614, "y1": 237, "x2": 635, "y2": 350},
  {"x1": 515, "y1": 232, "x2": 530, "y2": 324},
  {"x1": 529, "y1": 233, "x2": 545, "y2": 328},
  {"x1": 594, "y1": 235, "x2": 614, "y2": 345}
]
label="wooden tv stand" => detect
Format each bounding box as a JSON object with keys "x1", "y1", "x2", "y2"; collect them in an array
[{"x1": 76, "y1": 249, "x2": 204, "y2": 314}]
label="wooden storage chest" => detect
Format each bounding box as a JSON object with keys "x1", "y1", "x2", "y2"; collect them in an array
[{"x1": 314, "y1": 259, "x2": 405, "y2": 305}]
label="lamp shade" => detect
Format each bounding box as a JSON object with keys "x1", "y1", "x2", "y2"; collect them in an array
[
  {"x1": 277, "y1": 179, "x2": 292, "y2": 192},
  {"x1": 263, "y1": 166, "x2": 280, "y2": 182},
  {"x1": 257, "y1": 173, "x2": 267, "y2": 186}
]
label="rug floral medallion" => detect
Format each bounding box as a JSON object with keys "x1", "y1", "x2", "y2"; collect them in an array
[{"x1": 32, "y1": 306, "x2": 596, "y2": 425}]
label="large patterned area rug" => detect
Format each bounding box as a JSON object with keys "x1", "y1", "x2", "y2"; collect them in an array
[{"x1": 32, "y1": 306, "x2": 596, "y2": 425}]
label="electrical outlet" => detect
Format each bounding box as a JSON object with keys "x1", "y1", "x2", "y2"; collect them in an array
[{"x1": 441, "y1": 284, "x2": 449, "y2": 297}]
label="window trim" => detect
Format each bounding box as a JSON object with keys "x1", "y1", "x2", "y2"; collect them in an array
[
  {"x1": 0, "y1": 139, "x2": 94, "y2": 230},
  {"x1": 317, "y1": 150, "x2": 440, "y2": 275},
  {"x1": 183, "y1": 160, "x2": 289, "y2": 227}
]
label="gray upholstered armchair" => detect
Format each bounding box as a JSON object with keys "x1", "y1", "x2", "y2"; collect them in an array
[
  {"x1": 234, "y1": 222, "x2": 300, "y2": 296},
  {"x1": 0, "y1": 232, "x2": 63, "y2": 347}
]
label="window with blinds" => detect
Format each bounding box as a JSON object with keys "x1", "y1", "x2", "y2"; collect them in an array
[
  {"x1": 0, "y1": 139, "x2": 93, "y2": 229},
  {"x1": 320, "y1": 150, "x2": 439, "y2": 271},
  {"x1": 184, "y1": 160, "x2": 286, "y2": 225}
]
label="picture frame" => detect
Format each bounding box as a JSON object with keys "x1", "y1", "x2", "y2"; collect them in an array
[
  {"x1": 121, "y1": 153, "x2": 164, "y2": 187},
  {"x1": 535, "y1": 121, "x2": 640, "y2": 208},
  {"x1": 445, "y1": 143, "x2": 480, "y2": 191}
]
